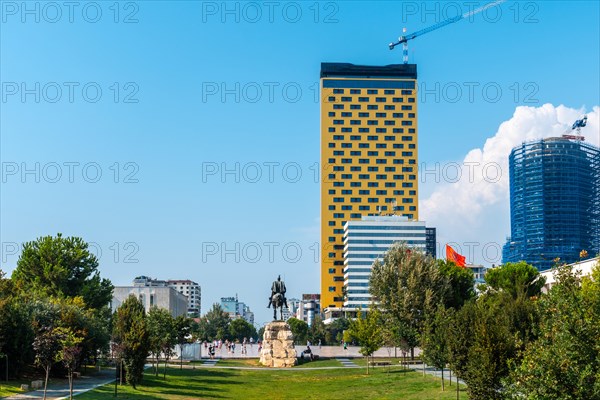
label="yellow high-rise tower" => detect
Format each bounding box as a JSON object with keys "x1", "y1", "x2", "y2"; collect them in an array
[{"x1": 320, "y1": 63, "x2": 419, "y2": 311}]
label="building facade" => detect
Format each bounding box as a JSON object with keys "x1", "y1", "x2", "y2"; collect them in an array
[
  {"x1": 540, "y1": 256, "x2": 599, "y2": 293},
  {"x1": 342, "y1": 216, "x2": 427, "y2": 310},
  {"x1": 503, "y1": 138, "x2": 600, "y2": 270},
  {"x1": 168, "y1": 280, "x2": 201, "y2": 317},
  {"x1": 112, "y1": 276, "x2": 188, "y2": 317},
  {"x1": 296, "y1": 294, "x2": 321, "y2": 326},
  {"x1": 426, "y1": 227, "x2": 437, "y2": 258},
  {"x1": 220, "y1": 295, "x2": 254, "y2": 324},
  {"x1": 320, "y1": 63, "x2": 419, "y2": 309}
]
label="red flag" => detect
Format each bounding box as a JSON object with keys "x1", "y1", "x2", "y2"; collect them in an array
[{"x1": 446, "y1": 245, "x2": 466, "y2": 267}]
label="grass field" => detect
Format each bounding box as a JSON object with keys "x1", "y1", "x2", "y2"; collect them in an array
[
  {"x1": 0, "y1": 380, "x2": 29, "y2": 397},
  {"x1": 77, "y1": 365, "x2": 468, "y2": 400}
]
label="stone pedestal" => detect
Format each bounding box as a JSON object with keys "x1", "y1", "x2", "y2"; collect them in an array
[{"x1": 259, "y1": 321, "x2": 297, "y2": 367}]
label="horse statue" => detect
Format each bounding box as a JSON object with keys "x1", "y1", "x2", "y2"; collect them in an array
[{"x1": 267, "y1": 275, "x2": 288, "y2": 321}]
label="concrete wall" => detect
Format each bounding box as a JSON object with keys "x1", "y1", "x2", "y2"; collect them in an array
[{"x1": 112, "y1": 286, "x2": 188, "y2": 317}]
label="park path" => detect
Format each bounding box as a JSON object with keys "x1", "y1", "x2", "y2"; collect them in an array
[
  {"x1": 189, "y1": 345, "x2": 421, "y2": 360},
  {"x1": 2, "y1": 370, "x2": 115, "y2": 400},
  {"x1": 408, "y1": 364, "x2": 465, "y2": 385},
  {"x1": 202, "y1": 359, "x2": 219, "y2": 367},
  {"x1": 335, "y1": 358, "x2": 358, "y2": 368}
]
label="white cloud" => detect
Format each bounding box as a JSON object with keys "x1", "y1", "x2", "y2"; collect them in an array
[{"x1": 420, "y1": 104, "x2": 599, "y2": 263}]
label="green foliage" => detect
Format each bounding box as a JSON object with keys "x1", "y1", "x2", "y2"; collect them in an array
[
  {"x1": 325, "y1": 317, "x2": 350, "y2": 345},
  {"x1": 195, "y1": 304, "x2": 230, "y2": 341},
  {"x1": 287, "y1": 317, "x2": 308, "y2": 344},
  {"x1": 112, "y1": 296, "x2": 149, "y2": 388},
  {"x1": 370, "y1": 243, "x2": 448, "y2": 353},
  {"x1": 509, "y1": 263, "x2": 600, "y2": 399},
  {"x1": 147, "y1": 307, "x2": 176, "y2": 375},
  {"x1": 0, "y1": 297, "x2": 36, "y2": 377},
  {"x1": 257, "y1": 326, "x2": 265, "y2": 340},
  {"x1": 446, "y1": 301, "x2": 476, "y2": 380},
  {"x1": 11, "y1": 234, "x2": 113, "y2": 310},
  {"x1": 307, "y1": 315, "x2": 327, "y2": 344},
  {"x1": 421, "y1": 306, "x2": 453, "y2": 371},
  {"x1": 229, "y1": 318, "x2": 257, "y2": 342},
  {"x1": 33, "y1": 323, "x2": 66, "y2": 398},
  {"x1": 437, "y1": 260, "x2": 476, "y2": 309},
  {"x1": 345, "y1": 310, "x2": 383, "y2": 374},
  {"x1": 463, "y1": 297, "x2": 514, "y2": 400},
  {"x1": 484, "y1": 261, "x2": 545, "y2": 299}
]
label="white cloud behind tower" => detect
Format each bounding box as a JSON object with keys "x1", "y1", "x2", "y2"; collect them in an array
[{"x1": 420, "y1": 104, "x2": 600, "y2": 265}]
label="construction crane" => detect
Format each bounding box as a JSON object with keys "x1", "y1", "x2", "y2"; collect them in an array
[
  {"x1": 562, "y1": 116, "x2": 587, "y2": 141},
  {"x1": 389, "y1": 0, "x2": 506, "y2": 64}
]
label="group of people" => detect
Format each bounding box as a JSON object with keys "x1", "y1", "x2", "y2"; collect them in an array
[{"x1": 203, "y1": 337, "x2": 259, "y2": 359}]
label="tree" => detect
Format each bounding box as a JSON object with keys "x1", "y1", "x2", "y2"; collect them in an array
[
  {"x1": 33, "y1": 326, "x2": 64, "y2": 400},
  {"x1": 0, "y1": 297, "x2": 35, "y2": 378},
  {"x1": 307, "y1": 315, "x2": 327, "y2": 345},
  {"x1": 446, "y1": 301, "x2": 476, "y2": 382},
  {"x1": 344, "y1": 309, "x2": 383, "y2": 375},
  {"x1": 483, "y1": 261, "x2": 545, "y2": 299},
  {"x1": 287, "y1": 318, "x2": 308, "y2": 344},
  {"x1": 437, "y1": 260, "x2": 476, "y2": 309},
  {"x1": 146, "y1": 307, "x2": 176, "y2": 377},
  {"x1": 369, "y1": 243, "x2": 449, "y2": 357},
  {"x1": 325, "y1": 317, "x2": 350, "y2": 345},
  {"x1": 55, "y1": 327, "x2": 83, "y2": 400},
  {"x1": 463, "y1": 296, "x2": 515, "y2": 400},
  {"x1": 174, "y1": 316, "x2": 192, "y2": 369},
  {"x1": 112, "y1": 296, "x2": 149, "y2": 388},
  {"x1": 11, "y1": 234, "x2": 113, "y2": 310},
  {"x1": 196, "y1": 304, "x2": 230, "y2": 341},
  {"x1": 509, "y1": 263, "x2": 600, "y2": 398},
  {"x1": 422, "y1": 306, "x2": 453, "y2": 391},
  {"x1": 229, "y1": 318, "x2": 257, "y2": 343}
]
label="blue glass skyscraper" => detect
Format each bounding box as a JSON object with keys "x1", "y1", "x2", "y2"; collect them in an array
[{"x1": 503, "y1": 137, "x2": 600, "y2": 271}]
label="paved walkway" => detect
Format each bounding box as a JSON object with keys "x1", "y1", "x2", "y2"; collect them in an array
[
  {"x1": 336, "y1": 358, "x2": 358, "y2": 368},
  {"x1": 202, "y1": 359, "x2": 220, "y2": 367},
  {"x1": 193, "y1": 345, "x2": 421, "y2": 360},
  {"x1": 2, "y1": 370, "x2": 115, "y2": 400},
  {"x1": 408, "y1": 364, "x2": 464, "y2": 385}
]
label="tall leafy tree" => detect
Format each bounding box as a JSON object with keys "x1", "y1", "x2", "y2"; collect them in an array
[
  {"x1": 112, "y1": 296, "x2": 149, "y2": 388},
  {"x1": 196, "y1": 304, "x2": 230, "y2": 341},
  {"x1": 325, "y1": 317, "x2": 350, "y2": 345},
  {"x1": 146, "y1": 307, "x2": 176, "y2": 376},
  {"x1": 287, "y1": 317, "x2": 308, "y2": 344},
  {"x1": 509, "y1": 263, "x2": 600, "y2": 398},
  {"x1": 174, "y1": 316, "x2": 192, "y2": 369},
  {"x1": 463, "y1": 297, "x2": 514, "y2": 400},
  {"x1": 12, "y1": 234, "x2": 113, "y2": 310},
  {"x1": 437, "y1": 260, "x2": 476, "y2": 309},
  {"x1": 422, "y1": 305, "x2": 453, "y2": 391},
  {"x1": 370, "y1": 243, "x2": 449, "y2": 357},
  {"x1": 229, "y1": 318, "x2": 257, "y2": 342},
  {"x1": 483, "y1": 261, "x2": 545, "y2": 299},
  {"x1": 307, "y1": 315, "x2": 327, "y2": 345},
  {"x1": 33, "y1": 326, "x2": 64, "y2": 400},
  {"x1": 344, "y1": 309, "x2": 383, "y2": 375},
  {"x1": 55, "y1": 327, "x2": 83, "y2": 400}
]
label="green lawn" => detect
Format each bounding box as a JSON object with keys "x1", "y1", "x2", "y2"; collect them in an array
[
  {"x1": 78, "y1": 366, "x2": 468, "y2": 400},
  {"x1": 0, "y1": 380, "x2": 29, "y2": 397}
]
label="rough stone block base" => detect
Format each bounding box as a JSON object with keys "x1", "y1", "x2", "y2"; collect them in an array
[{"x1": 259, "y1": 321, "x2": 297, "y2": 368}]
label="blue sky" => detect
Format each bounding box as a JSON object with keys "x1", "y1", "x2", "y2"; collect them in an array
[{"x1": 1, "y1": 1, "x2": 599, "y2": 325}]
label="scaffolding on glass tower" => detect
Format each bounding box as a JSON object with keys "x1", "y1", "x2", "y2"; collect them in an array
[{"x1": 504, "y1": 137, "x2": 600, "y2": 271}]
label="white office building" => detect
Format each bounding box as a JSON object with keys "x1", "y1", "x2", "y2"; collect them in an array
[
  {"x1": 343, "y1": 215, "x2": 427, "y2": 310},
  {"x1": 112, "y1": 276, "x2": 188, "y2": 317},
  {"x1": 168, "y1": 280, "x2": 201, "y2": 316}
]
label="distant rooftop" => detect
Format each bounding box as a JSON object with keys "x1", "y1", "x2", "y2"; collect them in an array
[{"x1": 320, "y1": 63, "x2": 417, "y2": 79}]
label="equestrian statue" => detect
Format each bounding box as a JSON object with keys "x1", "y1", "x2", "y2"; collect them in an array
[{"x1": 267, "y1": 275, "x2": 288, "y2": 320}]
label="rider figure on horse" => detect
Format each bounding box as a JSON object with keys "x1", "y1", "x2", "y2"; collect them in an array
[{"x1": 267, "y1": 275, "x2": 289, "y2": 319}]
